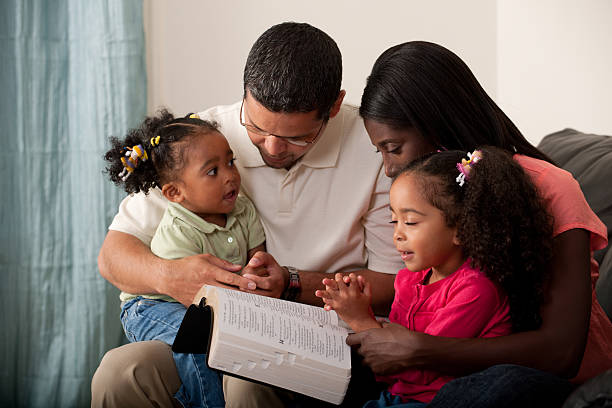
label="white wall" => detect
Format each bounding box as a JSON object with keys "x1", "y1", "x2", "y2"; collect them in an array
[
  {"x1": 144, "y1": 0, "x2": 497, "y2": 113},
  {"x1": 144, "y1": 1, "x2": 611, "y2": 146},
  {"x1": 497, "y1": 0, "x2": 612, "y2": 144}
]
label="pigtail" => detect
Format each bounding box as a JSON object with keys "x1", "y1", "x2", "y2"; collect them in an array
[
  {"x1": 104, "y1": 109, "x2": 175, "y2": 194},
  {"x1": 104, "y1": 108, "x2": 220, "y2": 195},
  {"x1": 459, "y1": 147, "x2": 553, "y2": 332}
]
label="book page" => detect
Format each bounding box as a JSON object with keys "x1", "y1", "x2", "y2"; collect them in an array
[{"x1": 211, "y1": 287, "x2": 349, "y2": 365}]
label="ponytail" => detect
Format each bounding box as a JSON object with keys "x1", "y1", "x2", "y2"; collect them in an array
[{"x1": 104, "y1": 108, "x2": 218, "y2": 194}]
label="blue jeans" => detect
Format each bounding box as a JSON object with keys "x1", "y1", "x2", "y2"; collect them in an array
[
  {"x1": 121, "y1": 298, "x2": 224, "y2": 408},
  {"x1": 363, "y1": 391, "x2": 427, "y2": 408},
  {"x1": 428, "y1": 364, "x2": 574, "y2": 408},
  {"x1": 348, "y1": 364, "x2": 572, "y2": 408}
]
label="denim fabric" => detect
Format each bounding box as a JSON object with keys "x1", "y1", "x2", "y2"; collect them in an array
[
  {"x1": 363, "y1": 391, "x2": 427, "y2": 408},
  {"x1": 121, "y1": 298, "x2": 224, "y2": 408},
  {"x1": 429, "y1": 364, "x2": 574, "y2": 408}
]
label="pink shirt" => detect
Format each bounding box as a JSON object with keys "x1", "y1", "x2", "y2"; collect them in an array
[
  {"x1": 515, "y1": 155, "x2": 611, "y2": 383},
  {"x1": 383, "y1": 260, "x2": 512, "y2": 403}
]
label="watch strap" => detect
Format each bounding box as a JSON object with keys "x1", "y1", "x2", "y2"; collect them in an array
[{"x1": 282, "y1": 266, "x2": 301, "y2": 301}]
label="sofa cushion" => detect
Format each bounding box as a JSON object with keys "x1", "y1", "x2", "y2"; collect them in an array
[
  {"x1": 538, "y1": 128, "x2": 612, "y2": 319},
  {"x1": 597, "y1": 249, "x2": 612, "y2": 322},
  {"x1": 561, "y1": 368, "x2": 612, "y2": 408}
]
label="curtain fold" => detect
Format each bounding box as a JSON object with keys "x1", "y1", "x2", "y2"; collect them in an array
[{"x1": 0, "y1": 1, "x2": 146, "y2": 406}]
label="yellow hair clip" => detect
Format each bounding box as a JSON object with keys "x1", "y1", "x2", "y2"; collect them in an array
[
  {"x1": 150, "y1": 135, "x2": 160, "y2": 147},
  {"x1": 189, "y1": 113, "x2": 200, "y2": 119},
  {"x1": 118, "y1": 144, "x2": 148, "y2": 181}
]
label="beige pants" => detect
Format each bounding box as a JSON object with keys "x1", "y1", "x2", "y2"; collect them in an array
[
  {"x1": 91, "y1": 341, "x2": 182, "y2": 408},
  {"x1": 90, "y1": 340, "x2": 290, "y2": 408}
]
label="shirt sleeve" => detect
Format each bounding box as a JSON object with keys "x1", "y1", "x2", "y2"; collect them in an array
[
  {"x1": 150, "y1": 222, "x2": 203, "y2": 260},
  {"x1": 240, "y1": 195, "x2": 266, "y2": 250},
  {"x1": 424, "y1": 276, "x2": 511, "y2": 338},
  {"x1": 537, "y1": 166, "x2": 607, "y2": 252},
  {"x1": 362, "y1": 165, "x2": 406, "y2": 274},
  {"x1": 108, "y1": 189, "x2": 167, "y2": 246}
]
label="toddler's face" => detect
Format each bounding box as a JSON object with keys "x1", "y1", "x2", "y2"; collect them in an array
[
  {"x1": 175, "y1": 131, "x2": 241, "y2": 223},
  {"x1": 389, "y1": 173, "x2": 462, "y2": 276}
]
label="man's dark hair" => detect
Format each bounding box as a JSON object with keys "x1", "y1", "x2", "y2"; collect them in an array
[{"x1": 243, "y1": 22, "x2": 342, "y2": 120}]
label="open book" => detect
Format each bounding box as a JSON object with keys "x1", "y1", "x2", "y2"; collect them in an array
[{"x1": 172, "y1": 285, "x2": 352, "y2": 405}]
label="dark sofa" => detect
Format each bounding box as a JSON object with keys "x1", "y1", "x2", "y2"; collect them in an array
[{"x1": 537, "y1": 128, "x2": 612, "y2": 408}]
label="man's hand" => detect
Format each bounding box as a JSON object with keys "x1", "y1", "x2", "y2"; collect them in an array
[
  {"x1": 164, "y1": 253, "x2": 255, "y2": 306},
  {"x1": 241, "y1": 251, "x2": 287, "y2": 298},
  {"x1": 346, "y1": 322, "x2": 428, "y2": 376}
]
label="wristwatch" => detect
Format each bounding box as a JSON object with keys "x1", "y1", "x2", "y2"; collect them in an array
[{"x1": 282, "y1": 266, "x2": 301, "y2": 301}]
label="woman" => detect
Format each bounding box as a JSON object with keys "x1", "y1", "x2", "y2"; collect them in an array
[{"x1": 350, "y1": 41, "x2": 611, "y2": 407}]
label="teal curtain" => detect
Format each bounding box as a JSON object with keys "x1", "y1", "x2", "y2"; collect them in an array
[{"x1": 0, "y1": 1, "x2": 146, "y2": 406}]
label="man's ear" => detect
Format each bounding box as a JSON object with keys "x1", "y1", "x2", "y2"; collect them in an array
[
  {"x1": 162, "y1": 182, "x2": 184, "y2": 203},
  {"x1": 328, "y1": 90, "x2": 346, "y2": 119}
]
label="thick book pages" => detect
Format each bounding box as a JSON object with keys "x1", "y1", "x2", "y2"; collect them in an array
[{"x1": 173, "y1": 285, "x2": 351, "y2": 405}]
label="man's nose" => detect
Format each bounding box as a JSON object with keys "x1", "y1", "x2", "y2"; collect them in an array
[{"x1": 263, "y1": 135, "x2": 286, "y2": 155}]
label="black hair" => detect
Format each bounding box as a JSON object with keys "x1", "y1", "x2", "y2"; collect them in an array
[
  {"x1": 104, "y1": 108, "x2": 218, "y2": 194},
  {"x1": 396, "y1": 147, "x2": 553, "y2": 332},
  {"x1": 243, "y1": 22, "x2": 342, "y2": 120},
  {"x1": 360, "y1": 41, "x2": 553, "y2": 163}
]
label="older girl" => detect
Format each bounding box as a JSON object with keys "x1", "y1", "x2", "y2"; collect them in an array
[{"x1": 351, "y1": 41, "x2": 609, "y2": 407}]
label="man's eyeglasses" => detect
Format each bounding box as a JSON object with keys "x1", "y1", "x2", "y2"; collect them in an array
[{"x1": 239, "y1": 100, "x2": 325, "y2": 147}]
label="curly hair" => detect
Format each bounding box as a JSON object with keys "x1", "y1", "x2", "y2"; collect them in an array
[
  {"x1": 104, "y1": 108, "x2": 218, "y2": 194},
  {"x1": 397, "y1": 147, "x2": 553, "y2": 332}
]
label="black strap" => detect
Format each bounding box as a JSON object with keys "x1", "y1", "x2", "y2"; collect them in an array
[{"x1": 171, "y1": 297, "x2": 213, "y2": 354}]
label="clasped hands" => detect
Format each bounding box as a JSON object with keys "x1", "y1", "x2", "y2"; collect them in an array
[
  {"x1": 240, "y1": 251, "x2": 286, "y2": 299},
  {"x1": 173, "y1": 251, "x2": 285, "y2": 307},
  {"x1": 316, "y1": 272, "x2": 426, "y2": 376}
]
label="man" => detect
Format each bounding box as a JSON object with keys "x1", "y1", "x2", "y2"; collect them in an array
[{"x1": 91, "y1": 22, "x2": 403, "y2": 407}]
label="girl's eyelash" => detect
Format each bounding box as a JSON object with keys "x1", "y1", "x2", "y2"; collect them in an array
[{"x1": 389, "y1": 220, "x2": 397, "y2": 224}]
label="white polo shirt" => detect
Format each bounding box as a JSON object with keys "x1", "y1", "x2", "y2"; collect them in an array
[{"x1": 109, "y1": 102, "x2": 403, "y2": 275}]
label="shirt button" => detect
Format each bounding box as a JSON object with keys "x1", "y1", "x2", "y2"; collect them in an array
[{"x1": 227, "y1": 237, "x2": 234, "y2": 243}]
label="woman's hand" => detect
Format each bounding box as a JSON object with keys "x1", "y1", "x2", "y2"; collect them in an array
[{"x1": 346, "y1": 322, "x2": 428, "y2": 375}]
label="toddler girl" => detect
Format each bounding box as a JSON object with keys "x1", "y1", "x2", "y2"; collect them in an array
[
  {"x1": 316, "y1": 147, "x2": 553, "y2": 406},
  {"x1": 105, "y1": 109, "x2": 265, "y2": 408}
]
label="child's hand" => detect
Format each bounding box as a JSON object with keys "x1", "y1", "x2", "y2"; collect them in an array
[{"x1": 315, "y1": 273, "x2": 381, "y2": 332}]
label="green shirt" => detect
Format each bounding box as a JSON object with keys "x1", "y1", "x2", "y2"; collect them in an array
[{"x1": 120, "y1": 195, "x2": 265, "y2": 302}]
